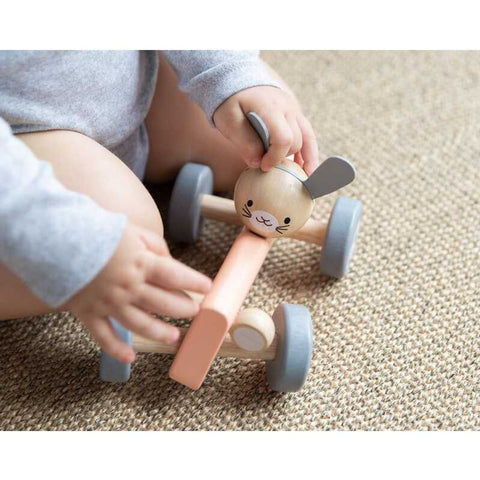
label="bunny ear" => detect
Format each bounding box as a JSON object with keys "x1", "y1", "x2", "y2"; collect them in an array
[
  {"x1": 303, "y1": 156, "x2": 356, "y2": 199},
  {"x1": 246, "y1": 111, "x2": 270, "y2": 152}
]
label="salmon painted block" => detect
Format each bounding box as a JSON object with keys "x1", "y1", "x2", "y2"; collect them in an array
[{"x1": 169, "y1": 228, "x2": 274, "y2": 389}]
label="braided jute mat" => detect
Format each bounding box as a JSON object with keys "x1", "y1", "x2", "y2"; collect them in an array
[{"x1": 1, "y1": 51, "x2": 479, "y2": 430}]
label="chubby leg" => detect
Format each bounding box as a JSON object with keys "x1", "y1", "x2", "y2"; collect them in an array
[
  {"x1": 144, "y1": 54, "x2": 246, "y2": 192},
  {"x1": 0, "y1": 130, "x2": 164, "y2": 320}
]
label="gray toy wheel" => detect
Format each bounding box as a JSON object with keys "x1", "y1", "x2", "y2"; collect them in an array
[
  {"x1": 319, "y1": 197, "x2": 363, "y2": 279},
  {"x1": 266, "y1": 303, "x2": 313, "y2": 392},
  {"x1": 168, "y1": 162, "x2": 214, "y2": 244},
  {"x1": 99, "y1": 318, "x2": 132, "y2": 383}
]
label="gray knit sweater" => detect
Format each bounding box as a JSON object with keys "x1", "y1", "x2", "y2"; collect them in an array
[{"x1": 0, "y1": 51, "x2": 278, "y2": 307}]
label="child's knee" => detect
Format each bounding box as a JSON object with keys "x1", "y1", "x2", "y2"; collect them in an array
[
  {"x1": 19, "y1": 129, "x2": 165, "y2": 237},
  {"x1": 137, "y1": 198, "x2": 164, "y2": 238}
]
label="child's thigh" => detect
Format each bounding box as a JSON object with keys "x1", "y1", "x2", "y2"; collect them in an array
[
  {"x1": 0, "y1": 129, "x2": 163, "y2": 320},
  {"x1": 144, "y1": 54, "x2": 245, "y2": 191},
  {"x1": 20, "y1": 130, "x2": 164, "y2": 234}
]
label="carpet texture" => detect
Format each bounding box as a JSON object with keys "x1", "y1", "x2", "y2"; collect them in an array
[{"x1": 1, "y1": 51, "x2": 479, "y2": 430}]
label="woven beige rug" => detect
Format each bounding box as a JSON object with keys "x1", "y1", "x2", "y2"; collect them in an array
[{"x1": 1, "y1": 51, "x2": 479, "y2": 430}]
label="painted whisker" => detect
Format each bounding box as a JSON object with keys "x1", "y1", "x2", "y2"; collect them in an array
[
  {"x1": 275, "y1": 225, "x2": 290, "y2": 234},
  {"x1": 242, "y1": 204, "x2": 252, "y2": 218}
]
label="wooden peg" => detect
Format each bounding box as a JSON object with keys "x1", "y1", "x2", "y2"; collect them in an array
[{"x1": 230, "y1": 308, "x2": 275, "y2": 352}]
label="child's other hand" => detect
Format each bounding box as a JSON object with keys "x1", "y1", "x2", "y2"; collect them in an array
[
  {"x1": 65, "y1": 222, "x2": 212, "y2": 363},
  {"x1": 213, "y1": 86, "x2": 319, "y2": 175}
]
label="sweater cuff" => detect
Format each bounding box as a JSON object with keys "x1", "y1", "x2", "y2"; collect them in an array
[
  {"x1": 187, "y1": 59, "x2": 282, "y2": 125},
  {"x1": 33, "y1": 208, "x2": 128, "y2": 308}
]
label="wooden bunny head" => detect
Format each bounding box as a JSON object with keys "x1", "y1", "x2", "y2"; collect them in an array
[
  {"x1": 234, "y1": 155, "x2": 356, "y2": 238},
  {"x1": 234, "y1": 159, "x2": 313, "y2": 238}
]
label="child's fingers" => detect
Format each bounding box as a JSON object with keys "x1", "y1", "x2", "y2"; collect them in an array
[
  {"x1": 215, "y1": 104, "x2": 264, "y2": 167},
  {"x1": 294, "y1": 151, "x2": 305, "y2": 168},
  {"x1": 135, "y1": 284, "x2": 200, "y2": 319},
  {"x1": 114, "y1": 304, "x2": 180, "y2": 344},
  {"x1": 138, "y1": 227, "x2": 171, "y2": 257},
  {"x1": 145, "y1": 253, "x2": 212, "y2": 294},
  {"x1": 260, "y1": 115, "x2": 293, "y2": 171},
  {"x1": 297, "y1": 114, "x2": 320, "y2": 176},
  {"x1": 81, "y1": 315, "x2": 135, "y2": 363},
  {"x1": 285, "y1": 112, "x2": 303, "y2": 156}
]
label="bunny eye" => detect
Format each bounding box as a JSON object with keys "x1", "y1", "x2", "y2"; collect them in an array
[
  {"x1": 284, "y1": 217, "x2": 291, "y2": 224},
  {"x1": 247, "y1": 200, "x2": 253, "y2": 207}
]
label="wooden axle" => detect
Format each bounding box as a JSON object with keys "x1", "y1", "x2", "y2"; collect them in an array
[
  {"x1": 133, "y1": 329, "x2": 277, "y2": 361},
  {"x1": 200, "y1": 194, "x2": 327, "y2": 245}
]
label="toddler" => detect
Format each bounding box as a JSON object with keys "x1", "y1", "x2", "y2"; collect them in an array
[{"x1": 0, "y1": 50, "x2": 319, "y2": 364}]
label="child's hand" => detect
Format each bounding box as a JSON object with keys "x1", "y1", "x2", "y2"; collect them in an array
[
  {"x1": 65, "y1": 221, "x2": 212, "y2": 363},
  {"x1": 213, "y1": 86, "x2": 319, "y2": 175}
]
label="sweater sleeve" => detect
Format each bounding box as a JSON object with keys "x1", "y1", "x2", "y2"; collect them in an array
[
  {"x1": 161, "y1": 50, "x2": 280, "y2": 124},
  {"x1": 0, "y1": 118, "x2": 127, "y2": 307}
]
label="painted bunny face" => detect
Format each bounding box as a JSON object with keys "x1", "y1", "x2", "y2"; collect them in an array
[
  {"x1": 234, "y1": 159, "x2": 314, "y2": 238},
  {"x1": 237, "y1": 112, "x2": 357, "y2": 239}
]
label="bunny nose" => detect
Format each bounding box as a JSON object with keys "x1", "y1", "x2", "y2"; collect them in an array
[{"x1": 250, "y1": 210, "x2": 279, "y2": 233}]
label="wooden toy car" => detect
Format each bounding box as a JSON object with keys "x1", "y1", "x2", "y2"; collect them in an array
[{"x1": 99, "y1": 113, "x2": 363, "y2": 392}]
